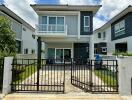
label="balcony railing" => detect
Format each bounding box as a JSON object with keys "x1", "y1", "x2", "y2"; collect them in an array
[{"x1": 36, "y1": 24, "x2": 67, "y2": 36}]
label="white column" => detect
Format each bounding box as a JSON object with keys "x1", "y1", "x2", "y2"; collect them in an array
[
  {"x1": 72, "y1": 43, "x2": 74, "y2": 58},
  {"x1": 89, "y1": 35, "x2": 94, "y2": 59},
  {"x1": 2, "y1": 57, "x2": 13, "y2": 95},
  {"x1": 78, "y1": 12, "x2": 80, "y2": 39}
]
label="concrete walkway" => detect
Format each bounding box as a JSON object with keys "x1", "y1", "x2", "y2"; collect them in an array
[{"x1": 3, "y1": 94, "x2": 123, "y2": 100}]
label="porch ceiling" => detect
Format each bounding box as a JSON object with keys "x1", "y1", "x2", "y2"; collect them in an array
[{"x1": 41, "y1": 37, "x2": 90, "y2": 43}]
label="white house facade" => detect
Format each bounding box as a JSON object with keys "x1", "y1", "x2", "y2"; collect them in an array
[{"x1": 31, "y1": 4, "x2": 101, "y2": 62}]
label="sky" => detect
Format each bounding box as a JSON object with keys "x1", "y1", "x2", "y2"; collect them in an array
[{"x1": 2, "y1": 0, "x2": 132, "y2": 30}]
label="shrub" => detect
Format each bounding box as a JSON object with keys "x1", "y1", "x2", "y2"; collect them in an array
[{"x1": 112, "y1": 51, "x2": 132, "y2": 56}]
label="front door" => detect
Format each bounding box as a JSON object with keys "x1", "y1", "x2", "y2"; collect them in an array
[{"x1": 64, "y1": 49, "x2": 71, "y2": 63}]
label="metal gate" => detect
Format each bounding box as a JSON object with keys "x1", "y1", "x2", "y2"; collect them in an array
[
  {"x1": 11, "y1": 59, "x2": 65, "y2": 93},
  {"x1": 71, "y1": 59, "x2": 118, "y2": 93}
]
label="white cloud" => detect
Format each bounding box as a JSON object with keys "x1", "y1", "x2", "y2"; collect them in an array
[
  {"x1": 59, "y1": 0, "x2": 132, "y2": 30},
  {"x1": 93, "y1": 17, "x2": 106, "y2": 30},
  {"x1": 4, "y1": 0, "x2": 38, "y2": 28},
  {"x1": 99, "y1": 0, "x2": 132, "y2": 20}
]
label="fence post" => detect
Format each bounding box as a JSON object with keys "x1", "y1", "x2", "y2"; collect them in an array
[
  {"x1": 2, "y1": 57, "x2": 13, "y2": 95},
  {"x1": 117, "y1": 56, "x2": 132, "y2": 95}
]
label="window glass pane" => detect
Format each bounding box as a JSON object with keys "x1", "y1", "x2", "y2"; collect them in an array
[
  {"x1": 42, "y1": 16, "x2": 47, "y2": 24},
  {"x1": 57, "y1": 17, "x2": 64, "y2": 25},
  {"x1": 115, "y1": 24, "x2": 119, "y2": 32},
  {"x1": 120, "y1": 20, "x2": 125, "y2": 29},
  {"x1": 84, "y1": 27, "x2": 90, "y2": 32},
  {"x1": 48, "y1": 48, "x2": 55, "y2": 59},
  {"x1": 49, "y1": 17, "x2": 56, "y2": 24},
  {"x1": 57, "y1": 25, "x2": 64, "y2": 32},
  {"x1": 98, "y1": 33, "x2": 101, "y2": 38},
  {"x1": 84, "y1": 17, "x2": 89, "y2": 26}
]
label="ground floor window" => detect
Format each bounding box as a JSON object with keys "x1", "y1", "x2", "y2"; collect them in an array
[
  {"x1": 94, "y1": 43, "x2": 107, "y2": 55},
  {"x1": 16, "y1": 40, "x2": 21, "y2": 54},
  {"x1": 115, "y1": 42, "x2": 127, "y2": 52}
]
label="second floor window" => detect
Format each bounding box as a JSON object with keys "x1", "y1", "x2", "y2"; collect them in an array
[
  {"x1": 114, "y1": 20, "x2": 125, "y2": 37},
  {"x1": 84, "y1": 16, "x2": 90, "y2": 32},
  {"x1": 42, "y1": 16, "x2": 64, "y2": 32},
  {"x1": 98, "y1": 33, "x2": 101, "y2": 38}
]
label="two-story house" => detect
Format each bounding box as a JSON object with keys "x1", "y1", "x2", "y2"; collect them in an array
[
  {"x1": 0, "y1": 5, "x2": 37, "y2": 55},
  {"x1": 31, "y1": 4, "x2": 101, "y2": 62},
  {"x1": 94, "y1": 5, "x2": 132, "y2": 55}
]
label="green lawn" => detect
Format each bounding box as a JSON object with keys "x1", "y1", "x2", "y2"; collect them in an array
[
  {"x1": 95, "y1": 69, "x2": 118, "y2": 87},
  {"x1": 12, "y1": 64, "x2": 37, "y2": 84}
]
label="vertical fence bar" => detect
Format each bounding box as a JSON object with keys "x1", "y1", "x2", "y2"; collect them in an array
[
  {"x1": 71, "y1": 59, "x2": 72, "y2": 84},
  {"x1": 63, "y1": 59, "x2": 65, "y2": 93},
  {"x1": 116, "y1": 60, "x2": 118, "y2": 92},
  {"x1": 0, "y1": 59, "x2": 4, "y2": 92}
]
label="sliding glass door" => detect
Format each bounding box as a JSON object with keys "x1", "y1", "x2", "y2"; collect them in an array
[
  {"x1": 56, "y1": 49, "x2": 63, "y2": 63},
  {"x1": 55, "y1": 48, "x2": 71, "y2": 63}
]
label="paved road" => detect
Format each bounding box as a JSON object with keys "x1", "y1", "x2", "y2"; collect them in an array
[{"x1": 3, "y1": 94, "x2": 123, "y2": 100}]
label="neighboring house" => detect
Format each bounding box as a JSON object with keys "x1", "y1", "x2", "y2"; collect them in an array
[
  {"x1": 93, "y1": 5, "x2": 132, "y2": 55},
  {"x1": 0, "y1": 5, "x2": 37, "y2": 55},
  {"x1": 31, "y1": 4, "x2": 101, "y2": 62}
]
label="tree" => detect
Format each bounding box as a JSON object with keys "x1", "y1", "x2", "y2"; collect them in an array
[{"x1": 0, "y1": 16, "x2": 16, "y2": 57}]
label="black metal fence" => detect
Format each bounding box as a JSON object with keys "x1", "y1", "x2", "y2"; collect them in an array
[
  {"x1": 71, "y1": 59, "x2": 118, "y2": 93},
  {"x1": 0, "y1": 59, "x2": 4, "y2": 92},
  {"x1": 11, "y1": 59, "x2": 65, "y2": 93},
  {"x1": 11, "y1": 58, "x2": 118, "y2": 94}
]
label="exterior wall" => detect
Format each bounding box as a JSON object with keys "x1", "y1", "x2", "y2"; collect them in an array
[
  {"x1": 110, "y1": 36, "x2": 132, "y2": 53},
  {"x1": 47, "y1": 43, "x2": 72, "y2": 48},
  {"x1": 41, "y1": 36, "x2": 90, "y2": 43},
  {"x1": 111, "y1": 12, "x2": 132, "y2": 40},
  {"x1": 94, "y1": 26, "x2": 112, "y2": 55},
  {"x1": 65, "y1": 15, "x2": 78, "y2": 35},
  {"x1": 11, "y1": 19, "x2": 22, "y2": 40},
  {"x1": 80, "y1": 11, "x2": 93, "y2": 35},
  {"x1": 22, "y1": 25, "x2": 37, "y2": 54},
  {"x1": 39, "y1": 15, "x2": 78, "y2": 36}
]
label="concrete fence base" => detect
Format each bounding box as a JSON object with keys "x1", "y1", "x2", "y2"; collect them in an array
[{"x1": 2, "y1": 57, "x2": 13, "y2": 95}]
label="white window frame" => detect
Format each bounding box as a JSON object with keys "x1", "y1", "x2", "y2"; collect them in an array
[
  {"x1": 42, "y1": 16, "x2": 65, "y2": 32},
  {"x1": 84, "y1": 16, "x2": 90, "y2": 32},
  {"x1": 114, "y1": 20, "x2": 125, "y2": 37}
]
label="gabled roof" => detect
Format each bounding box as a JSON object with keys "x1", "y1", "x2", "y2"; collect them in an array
[
  {"x1": 94, "y1": 5, "x2": 132, "y2": 33},
  {"x1": 31, "y1": 4, "x2": 102, "y2": 15},
  {"x1": 0, "y1": 5, "x2": 35, "y2": 31}
]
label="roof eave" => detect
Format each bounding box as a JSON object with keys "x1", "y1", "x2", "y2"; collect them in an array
[{"x1": 31, "y1": 4, "x2": 102, "y2": 15}]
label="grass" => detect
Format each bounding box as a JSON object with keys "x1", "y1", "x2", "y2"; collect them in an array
[
  {"x1": 113, "y1": 51, "x2": 132, "y2": 56},
  {"x1": 12, "y1": 64, "x2": 37, "y2": 83},
  {"x1": 94, "y1": 69, "x2": 118, "y2": 87}
]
